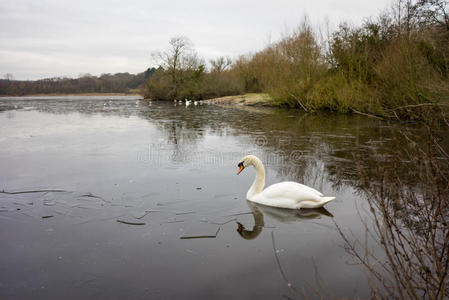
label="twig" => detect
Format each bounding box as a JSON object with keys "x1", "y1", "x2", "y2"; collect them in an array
[
  {"x1": 271, "y1": 231, "x2": 307, "y2": 298},
  {"x1": 386, "y1": 103, "x2": 449, "y2": 111},
  {"x1": 289, "y1": 93, "x2": 309, "y2": 112},
  {"x1": 350, "y1": 108, "x2": 385, "y2": 120}
]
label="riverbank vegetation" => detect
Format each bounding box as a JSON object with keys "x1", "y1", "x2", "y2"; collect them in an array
[
  {"x1": 241, "y1": 1, "x2": 449, "y2": 120},
  {"x1": 144, "y1": 0, "x2": 449, "y2": 121},
  {"x1": 143, "y1": 37, "x2": 243, "y2": 100}
]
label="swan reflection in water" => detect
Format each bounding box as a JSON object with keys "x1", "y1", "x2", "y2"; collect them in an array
[{"x1": 236, "y1": 201, "x2": 334, "y2": 240}]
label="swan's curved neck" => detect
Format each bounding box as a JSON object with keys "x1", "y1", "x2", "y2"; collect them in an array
[{"x1": 247, "y1": 158, "x2": 265, "y2": 199}]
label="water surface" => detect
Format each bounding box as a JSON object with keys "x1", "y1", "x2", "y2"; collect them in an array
[{"x1": 0, "y1": 96, "x2": 429, "y2": 299}]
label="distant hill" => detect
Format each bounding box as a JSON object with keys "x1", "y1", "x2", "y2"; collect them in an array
[{"x1": 0, "y1": 68, "x2": 155, "y2": 96}]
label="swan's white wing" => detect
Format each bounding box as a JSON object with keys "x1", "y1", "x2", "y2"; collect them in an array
[
  {"x1": 264, "y1": 182, "x2": 323, "y2": 198},
  {"x1": 260, "y1": 182, "x2": 324, "y2": 203},
  {"x1": 286, "y1": 182, "x2": 323, "y2": 197}
]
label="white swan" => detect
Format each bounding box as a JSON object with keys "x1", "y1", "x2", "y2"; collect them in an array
[{"x1": 237, "y1": 155, "x2": 335, "y2": 209}]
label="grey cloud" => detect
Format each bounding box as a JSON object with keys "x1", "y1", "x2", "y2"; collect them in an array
[{"x1": 1, "y1": 0, "x2": 391, "y2": 80}]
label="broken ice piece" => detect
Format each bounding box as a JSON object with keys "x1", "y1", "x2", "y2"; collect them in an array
[
  {"x1": 175, "y1": 211, "x2": 195, "y2": 215},
  {"x1": 132, "y1": 211, "x2": 150, "y2": 219},
  {"x1": 117, "y1": 219, "x2": 145, "y2": 225},
  {"x1": 180, "y1": 226, "x2": 220, "y2": 239},
  {"x1": 200, "y1": 216, "x2": 236, "y2": 225}
]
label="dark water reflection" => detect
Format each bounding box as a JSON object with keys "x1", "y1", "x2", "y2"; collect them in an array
[
  {"x1": 237, "y1": 202, "x2": 333, "y2": 240},
  {"x1": 0, "y1": 96, "x2": 446, "y2": 299}
]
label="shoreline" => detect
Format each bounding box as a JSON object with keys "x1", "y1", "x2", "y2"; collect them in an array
[
  {"x1": 203, "y1": 93, "x2": 274, "y2": 106},
  {"x1": 0, "y1": 92, "x2": 142, "y2": 97}
]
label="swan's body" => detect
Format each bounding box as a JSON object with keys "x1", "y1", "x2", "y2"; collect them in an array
[{"x1": 237, "y1": 155, "x2": 335, "y2": 209}]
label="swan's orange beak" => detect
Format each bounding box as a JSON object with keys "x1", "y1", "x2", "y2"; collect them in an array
[{"x1": 237, "y1": 162, "x2": 244, "y2": 175}]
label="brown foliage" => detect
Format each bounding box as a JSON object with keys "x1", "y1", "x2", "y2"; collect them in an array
[{"x1": 227, "y1": 2, "x2": 449, "y2": 120}]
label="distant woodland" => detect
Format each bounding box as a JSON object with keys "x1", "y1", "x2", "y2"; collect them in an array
[{"x1": 0, "y1": 68, "x2": 155, "y2": 96}]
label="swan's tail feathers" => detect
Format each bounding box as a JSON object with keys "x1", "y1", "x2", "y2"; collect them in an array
[{"x1": 321, "y1": 196, "x2": 335, "y2": 205}]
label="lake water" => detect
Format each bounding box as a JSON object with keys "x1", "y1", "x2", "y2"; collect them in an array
[{"x1": 0, "y1": 96, "x2": 433, "y2": 299}]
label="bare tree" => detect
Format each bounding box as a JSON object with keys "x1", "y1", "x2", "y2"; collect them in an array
[
  {"x1": 4, "y1": 73, "x2": 14, "y2": 81},
  {"x1": 151, "y1": 36, "x2": 203, "y2": 98},
  {"x1": 414, "y1": 0, "x2": 449, "y2": 30},
  {"x1": 210, "y1": 56, "x2": 232, "y2": 73}
]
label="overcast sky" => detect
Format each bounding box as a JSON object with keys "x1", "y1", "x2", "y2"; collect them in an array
[{"x1": 1, "y1": 0, "x2": 392, "y2": 80}]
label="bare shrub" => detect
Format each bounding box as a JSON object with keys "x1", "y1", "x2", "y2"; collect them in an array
[{"x1": 337, "y1": 118, "x2": 449, "y2": 299}]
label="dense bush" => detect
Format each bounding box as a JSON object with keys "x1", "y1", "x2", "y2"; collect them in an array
[{"x1": 227, "y1": 0, "x2": 449, "y2": 119}]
